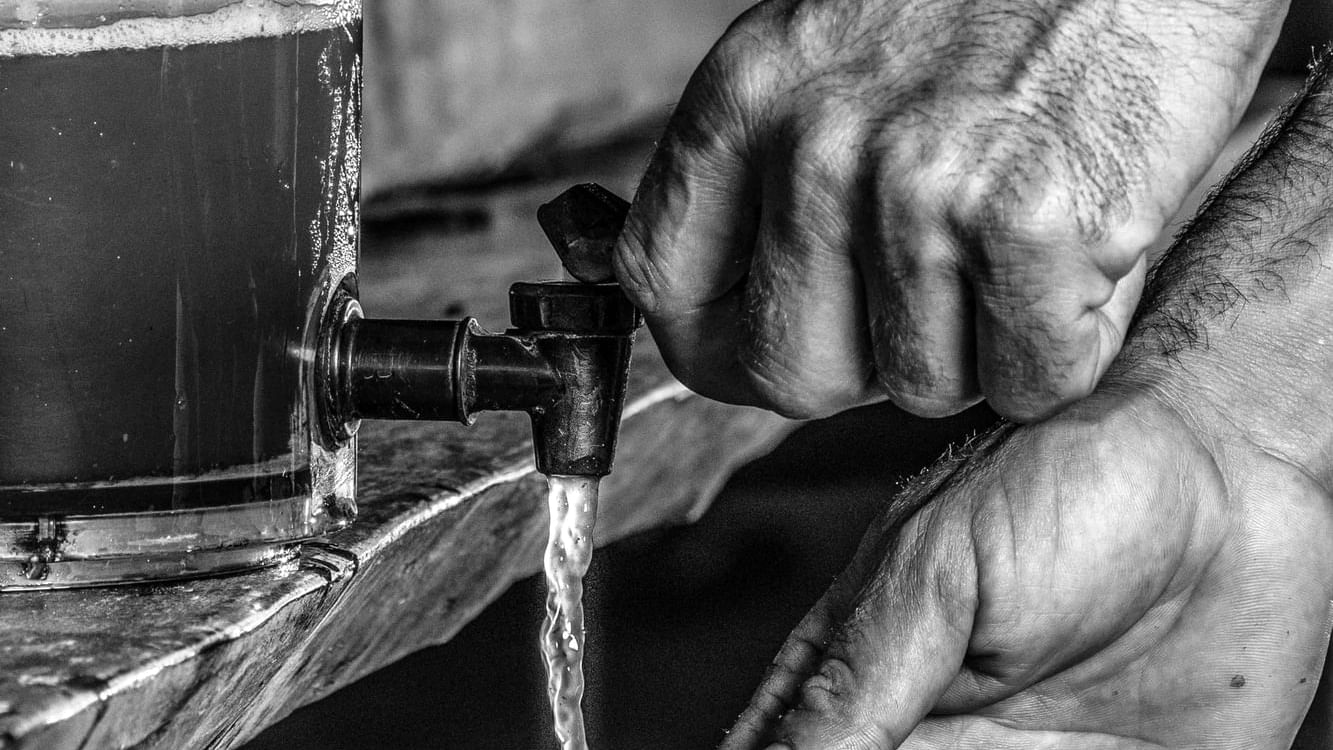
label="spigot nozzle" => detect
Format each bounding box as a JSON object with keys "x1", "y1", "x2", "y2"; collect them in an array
[
  {"x1": 316, "y1": 283, "x2": 639, "y2": 477},
  {"x1": 315, "y1": 183, "x2": 641, "y2": 478},
  {"x1": 508, "y1": 282, "x2": 639, "y2": 476}
]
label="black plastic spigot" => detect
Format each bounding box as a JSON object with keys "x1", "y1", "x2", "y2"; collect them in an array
[
  {"x1": 315, "y1": 183, "x2": 640, "y2": 477},
  {"x1": 504, "y1": 282, "x2": 638, "y2": 475}
]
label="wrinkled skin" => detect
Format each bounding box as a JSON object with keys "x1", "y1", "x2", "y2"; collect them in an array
[
  {"x1": 720, "y1": 392, "x2": 1333, "y2": 749},
  {"x1": 715, "y1": 54, "x2": 1333, "y2": 750},
  {"x1": 614, "y1": 0, "x2": 1288, "y2": 421}
]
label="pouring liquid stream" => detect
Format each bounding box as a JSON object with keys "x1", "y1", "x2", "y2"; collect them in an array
[{"x1": 541, "y1": 474, "x2": 600, "y2": 750}]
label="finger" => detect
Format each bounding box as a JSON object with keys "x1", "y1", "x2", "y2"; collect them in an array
[
  {"x1": 737, "y1": 120, "x2": 879, "y2": 419},
  {"x1": 972, "y1": 227, "x2": 1150, "y2": 423},
  {"x1": 770, "y1": 502, "x2": 979, "y2": 750},
  {"x1": 720, "y1": 584, "x2": 846, "y2": 750},
  {"x1": 1088, "y1": 253, "x2": 1146, "y2": 383},
  {"x1": 612, "y1": 15, "x2": 776, "y2": 406},
  {"x1": 720, "y1": 451, "x2": 983, "y2": 750},
  {"x1": 860, "y1": 219, "x2": 982, "y2": 418}
]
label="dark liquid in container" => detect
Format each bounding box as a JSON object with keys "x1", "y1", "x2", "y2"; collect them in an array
[{"x1": 0, "y1": 21, "x2": 361, "y2": 517}]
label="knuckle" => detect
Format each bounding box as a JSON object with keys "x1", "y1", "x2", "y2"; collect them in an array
[
  {"x1": 786, "y1": 660, "x2": 892, "y2": 750},
  {"x1": 774, "y1": 0, "x2": 851, "y2": 68},
  {"x1": 876, "y1": 236, "x2": 958, "y2": 286},
  {"x1": 1095, "y1": 218, "x2": 1156, "y2": 279},
  {"x1": 747, "y1": 373, "x2": 839, "y2": 420},
  {"x1": 797, "y1": 656, "x2": 858, "y2": 715},
  {"x1": 941, "y1": 165, "x2": 1156, "y2": 285},
  {"x1": 739, "y1": 343, "x2": 860, "y2": 420},
  {"x1": 946, "y1": 169, "x2": 1081, "y2": 264},
  {"x1": 725, "y1": 0, "x2": 794, "y2": 39},
  {"x1": 771, "y1": 137, "x2": 858, "y2": 245},
  {"x1": 866, "y1": 314, "x2": 976, "y2": 418},
  {"x1": 774, "y1": 630, "x2": 828, "y2": 675},
  {"x1": 697, "y1": 2, "x2": 789, "y2": 114},
  {"x1": 749, "y1": 681, "x2": 791, "y2": 723},
  {"x1": 788, "y1": 102, "x2": 865, "y2": 182},
  {"x1": 870, "y1": 346, "x2": 962, "y2": 415},
  {"x1": 866, "y1": 164, "x2": 963, "y2": 281}
]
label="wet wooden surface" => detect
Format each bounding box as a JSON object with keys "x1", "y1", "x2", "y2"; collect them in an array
[{"x1": 0, "y1": 166, "x2": 794, "y2": 749}]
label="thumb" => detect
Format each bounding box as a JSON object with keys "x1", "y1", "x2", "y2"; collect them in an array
[
  {"x1": 611, "y1": 17, "x2": 776, "y2": 406},
  {"x1": 723, "y1": 501, "x2": 979, "y2": 750}
]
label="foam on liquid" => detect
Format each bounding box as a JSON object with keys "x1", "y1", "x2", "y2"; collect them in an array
[
  {"x1": 0, "y1": 0, "x2": 360, "y2": 58},
  {"x1": 542, "y1": 474, "x2": 600, "y2": 750}
]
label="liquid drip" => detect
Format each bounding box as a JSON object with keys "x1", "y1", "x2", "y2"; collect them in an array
[{"x1": 541, "y1": 474, "x2": 600, "y2": 750}]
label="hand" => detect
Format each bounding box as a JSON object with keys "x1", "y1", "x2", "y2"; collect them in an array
[
  {"x1": 720, "y1": 390, "x2": 1333, "y2": 749},
  {"x1": 718, "y1": 51, "x2": 1333, "y2": 750},
  {"x1": 614, "y1": 0, "x2": 1286, "y2": 421}
]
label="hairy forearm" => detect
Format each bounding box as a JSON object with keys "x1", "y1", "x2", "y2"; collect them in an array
[{"x1": 1115, "y1": 48, "x2": 1333, "y2": 486}]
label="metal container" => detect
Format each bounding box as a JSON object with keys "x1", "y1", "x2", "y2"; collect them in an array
[{"x1": 0, "y1": 0, "x2": 362, "y2": 588}]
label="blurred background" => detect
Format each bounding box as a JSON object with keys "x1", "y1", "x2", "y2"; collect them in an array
[{"x1": 243, "y1": 0, "x2": 1331, "y2": 746}]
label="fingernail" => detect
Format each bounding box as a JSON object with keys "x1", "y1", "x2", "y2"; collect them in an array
[{"x1": 763, "y1": 744, "x2": 793, "y2": 750}]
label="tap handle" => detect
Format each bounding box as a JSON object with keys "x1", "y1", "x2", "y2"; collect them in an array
[
  {"x1": 513, "y1": 184, "x2": 642, "y2": 476},
  {"x1": 536, "y1": 183, "x2": 629, "y2": 284}
]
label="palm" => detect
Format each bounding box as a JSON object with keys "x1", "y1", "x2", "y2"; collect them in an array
[{"x1": 725, "y1": 392, "x2": 1333, "y2": 749}]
